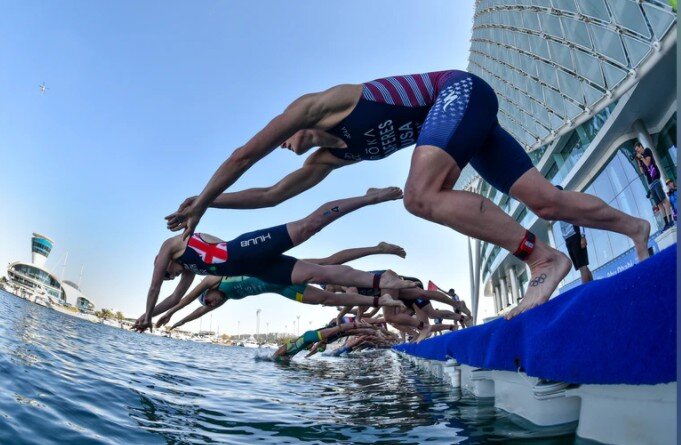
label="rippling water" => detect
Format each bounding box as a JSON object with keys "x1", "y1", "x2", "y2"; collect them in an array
[{"x1": 0, "y1": 290, "x2": 594, "y2": 444}]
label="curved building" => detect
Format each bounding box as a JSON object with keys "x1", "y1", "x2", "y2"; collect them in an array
[
  {"x1": 463, "y1": 0, "x2": 677, "y2": 320},
  {"x1": 6, "y1": 260, "x2": 66, "y2": 303},
  {"x1": 62, "y1": 280, "x2": 95, "y2": 312},
  {"x1": 4, "y1": 233, "x2": 67, "y2": 304}
]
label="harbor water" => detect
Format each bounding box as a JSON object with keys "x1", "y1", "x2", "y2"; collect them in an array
[{"x1": 0, "y1": 290, "x2": 594, "y2": 444}]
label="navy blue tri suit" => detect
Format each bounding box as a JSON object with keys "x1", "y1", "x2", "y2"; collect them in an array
[
  {"x1": 177, "y1": 225, "x2": 297, "y2": 285},
  {"x1": 325, "y1": 70, "x2": 534, "y2": 194}
]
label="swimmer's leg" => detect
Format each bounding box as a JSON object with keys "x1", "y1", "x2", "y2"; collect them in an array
[
  {"x1": 301, "y1": 285, "x2": 404, "y2": 308},
  {"x1": 291, "y1": 261, "x2": 415, "y2": 290},
  {"x1": 429, "y1": 323, "x2": 458, "y2": 333},
  {"x1": 286, "y1": 187, "x2": 403, "y2": 246},
  {"x1": 404, "y1": 145, "x2": 571, "y2": 321},
  {"x1": 302, "y1": 242, "x2": 406, "y2": 265},
  {"x1": 504, "y1": 168, "x2": 649, "y2": 318},
  {"x1": 381, "y1": 293, "x2": 431, "y2": 333},
  {"x1": 510, "y1": 168, "x2": 651, "y2": 261},
  {"x1": 423, "y1": 305, "x2": 465, "y2": 323}
]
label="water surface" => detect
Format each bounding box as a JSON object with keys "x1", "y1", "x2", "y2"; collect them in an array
[{"x1": 0, "y1": 291, "x2": 591, "y2": 444}]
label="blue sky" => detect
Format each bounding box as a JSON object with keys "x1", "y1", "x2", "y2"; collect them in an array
[{"x1": 0, "y1": 0, "x2": 489, "y2": 334}]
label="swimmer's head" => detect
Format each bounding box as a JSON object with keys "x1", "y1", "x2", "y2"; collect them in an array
[
  {"x1": 198, "y1": 289, "x2": 225, "y2": 308},
  {"x1": 162, "y1": 259, "x2": 184, "y2": 280},
  {"x1": 280, "y1": 130, "x2": 322, "y2": 155}
]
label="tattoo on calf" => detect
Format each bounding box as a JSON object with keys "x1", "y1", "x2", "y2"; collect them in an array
[
  {"x1": 529, "y1": 273, "x2": 547, "y2": 287},
  {"x1": 323, "y1": 206, "x2": 340, "y2": 216}
]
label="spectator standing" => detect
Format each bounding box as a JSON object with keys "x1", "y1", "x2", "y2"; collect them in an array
[
  {"x1": 666, "y1": 179, "x2": 677, "y2": 221},
  {"x1": 634, "y1": 141, "x2": 674, "y2": 230},
  {"x1": 555, "y1": 186, "x2": 593, "y2": 284}
]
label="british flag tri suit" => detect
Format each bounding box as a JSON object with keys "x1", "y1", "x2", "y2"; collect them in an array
[{"x1": 178, "y1": 224, "x2": 297, "y2": 285}]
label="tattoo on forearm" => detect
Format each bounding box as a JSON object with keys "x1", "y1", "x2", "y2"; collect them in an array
[{"x1": 529, "y1": 273, "x2": 547, "y2": 287}]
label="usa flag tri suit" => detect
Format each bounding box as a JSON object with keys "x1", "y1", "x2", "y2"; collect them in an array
[{"x1": 325, "y1": 70, "x2": 534, "y2": 194}]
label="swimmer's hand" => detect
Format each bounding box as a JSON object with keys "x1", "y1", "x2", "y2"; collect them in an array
[
  {"x1": 133, "y1": 319, "x2": 153, "y2": 333},
  {"x1": 165, "y1": 196, "x2": 205, "y2": 240},
  {"x1": 131, "y1": 314, "x2": 145, "y2": 331},
  {"x1": 156, "y1": 312, "x2": 173, "y2": 328}
]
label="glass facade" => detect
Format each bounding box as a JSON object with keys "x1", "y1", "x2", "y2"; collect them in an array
[
  {"x1": 31, "y1": 236, "x2": 53, "y2": 257},
  {"x1": 479, "y1": 103, "x2": 622, "y2": 283},
  {"x1": 469, "y1": 1, "x2": 676, "y2": 315},
  {"x1": 77, "y1": 297, "x2": 94, "y2": 312},
  {"x1": 10, "y1": 264, "x2": 65, "y2": 301},
  {"x1": 546, "y1": 102, "x2": 618, "y2": 184},
  {"x1": 550, "y1": 141, "x2": 668, "y2": 286},
  {"x1": 468, "y1": 0, "x2": 676, "y2": 151}
]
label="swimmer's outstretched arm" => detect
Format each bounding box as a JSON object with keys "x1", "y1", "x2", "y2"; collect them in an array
[
  {"x1": 156, "y1": 276, "x2": 221, "y2": 328},
  {"x1": 136, "y1": 238, "x2": 189, "y2": 332},
  {"x1": 166, "y1": 87, "x2": 358, "y2": 239},
  {"x1": 151, "y1": 272, "x2": 195, "y2": 316},
  {"x1": 133, "y1": 271, "x2": 195, "y2": 328},
  {"x1": 169, "y1": 306, "x2": 213, "y2": 330},
  {"x1": 167, "y1": 151, "x2": 353, "y2": 234}
]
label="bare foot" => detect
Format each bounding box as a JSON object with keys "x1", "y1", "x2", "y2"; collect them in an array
[
  {"x1": 505, "y1": 245, "x2": 571, "y2": 320},
  {"x1": 631, "y1": 218, "x2": 651, "y2": 261},
  {"x1": 378, "y1": 241, "x2": 406, "y2": 258},
  {"x1": 379, "y1": 294, "x2": 406, "y2": 308},
  {"x1": 366, "y1": 187, "x2": 403, "y2": 203},
  {"x1": 415, "y1": 325, "x2": 432, "y2": 343},
  {"x1": 379, "y1": 270, "x2": 416, "y2": 290}
]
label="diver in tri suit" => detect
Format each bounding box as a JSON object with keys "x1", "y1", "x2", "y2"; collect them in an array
[
  {"x1": 272, "y1": 321, "x2": 378, "y2": 362},
  {"x1": 141, "y1": 243, "x2": 409, "y2": 331},
  {"x1": 165, "y1": 69, "x2": 650, "y2": 319},
  {"x1": 134, "y1": 187, "x2": 415, "y2": 333}
]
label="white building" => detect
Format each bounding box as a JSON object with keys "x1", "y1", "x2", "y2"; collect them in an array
[{"x1": 461, "y1": 0, "x2": 677, "y2": 319}]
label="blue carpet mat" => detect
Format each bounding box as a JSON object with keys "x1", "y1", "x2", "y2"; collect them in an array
[{"x1": 394, "y1": 245, "x2": 676, "y2": 385}]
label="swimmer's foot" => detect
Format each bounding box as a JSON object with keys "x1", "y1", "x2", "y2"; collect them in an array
[
  {"x1": 379, "y1": 270, "x2": 416, "y2": 290},
  {"x1": 415, "y1": 325, "x2": 432, "y2": 343},
  {"x1": 505, "y1": 245, "x2": 571, "y2": 320},
  {"x1": 377, "y1": 241, "x2": 406, "y2": 258},
  {"x1": 379, "y1": 295, "x2": 406, "y2": 308},
  {"x1": 366, "y1": 187, "x2": 403, "y2": 203},
  {"x1": 631, "y1": 218, "x2": 651, "y2": 261}
]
